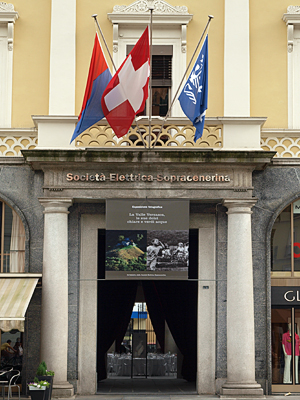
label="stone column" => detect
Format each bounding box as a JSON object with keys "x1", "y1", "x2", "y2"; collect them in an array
[
  {"x1": 221, "y1": 200, "x2": 263, "y2": 397},
  {"x1": 39, "y1": 198, "x2": 74, "y2": 398}
]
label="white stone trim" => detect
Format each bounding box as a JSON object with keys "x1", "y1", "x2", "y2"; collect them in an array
[
  {"x1": 283, "y1": 7, "x2": 300, "y2": 128},
  {"x1": 49, "y1": 0, "x2": 76, "y2": 115},
  {"x1": 78, "y1": 214, "x2": 105, "y2": 395},
  {"x1": 107, "y1": 0, "x2": 192, "y2": 117},
  {"x1": 221, "y1": 117, "x2": 266, "y2": 150},
  {"x1": 108, "y1": 0, "x2": 192, "y2": 25},
  {"x1": 224, "y1": 0, "x2": 250, "y2": 117},
  {"x1": 32, "y1": 115, "x2": 77, "y2": 149},
  {"x1": 0, "y1": 2, "x2": 18, "y2": 128},
  {"x1": 190, "y1": 214, "x2": 216, "y2": 394}
]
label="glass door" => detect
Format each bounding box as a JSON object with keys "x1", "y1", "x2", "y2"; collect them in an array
[{"x1": 272, "y1": 308, "x2": 300, "y2": 391}]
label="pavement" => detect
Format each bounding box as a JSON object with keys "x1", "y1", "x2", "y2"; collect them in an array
[
  {"x1": 73, "y1": 396, "x2": 300, "y2": 400},
  {"x1": 69, "y1": 378, "x2": 300, "y2": 400}
]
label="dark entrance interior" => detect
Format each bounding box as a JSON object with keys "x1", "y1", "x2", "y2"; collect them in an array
[{"x1": 96, "y1": 229, "x2": 198, "y2": 394}]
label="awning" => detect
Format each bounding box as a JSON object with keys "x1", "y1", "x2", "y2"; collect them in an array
[{"x1": 0, "y1": 277, "x2": 39, "y2": 332}]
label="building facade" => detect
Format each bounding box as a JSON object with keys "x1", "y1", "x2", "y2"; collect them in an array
[{"x1": 1, "y1": 0, "x2": 300, "y2": 397}]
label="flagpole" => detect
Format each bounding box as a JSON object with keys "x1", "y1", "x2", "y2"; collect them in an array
[
  {"x1": 151, "y1": 15, "x2": 214, "y2": 148},
  {"x1": 92, "y1": 14, "x2": 148, "y2": 148},
  {"x1": 148, "y1": 2, "x2": 154, "y2": 149}
]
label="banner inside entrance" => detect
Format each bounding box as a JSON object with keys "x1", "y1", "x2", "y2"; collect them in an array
[{"x1": 105, "y1": 199, "x2": 189, "y2": 279}]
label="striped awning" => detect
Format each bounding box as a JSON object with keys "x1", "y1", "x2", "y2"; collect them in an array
[{"x1": 0, "y1": 278, "x2": 39, "y2": 332}]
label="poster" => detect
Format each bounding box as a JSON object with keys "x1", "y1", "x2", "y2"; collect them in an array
[{"x1": 105, "y1": 199, "x2": 189, "y2": 280}]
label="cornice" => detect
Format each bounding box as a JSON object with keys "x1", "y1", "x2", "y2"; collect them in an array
[
  {"x1": 283, "y1": 6, "x2": 300, "y2": 24},
  {"x1": 0, "y1": 2, "x2": 18, "y2": 23}
]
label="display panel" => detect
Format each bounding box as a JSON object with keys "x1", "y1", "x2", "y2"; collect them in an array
[
  {"x1": 105, "y1": 199, "x2": 189, "y2": 280},
  {"x1": 272, "y1": 308, "x2": 292, "y2": 384}
]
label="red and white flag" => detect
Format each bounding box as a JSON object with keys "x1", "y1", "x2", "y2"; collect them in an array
[{"x1": 101, "y1": 27, "x2": 150, "y2": 138}]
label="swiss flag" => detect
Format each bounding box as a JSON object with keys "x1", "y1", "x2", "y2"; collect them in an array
[{"x1": 101, "y1": 27, "x2": 150, "y2": 138}]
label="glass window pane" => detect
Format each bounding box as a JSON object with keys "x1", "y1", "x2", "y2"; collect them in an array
[
  {"x1": 152, "y1": 87, "x2": 168, "y2": 117},
  {"x1": 272, "y1": 205, "x2": 291, "y2": 272},
  {"x1": 272, "y1": 308, "x2": 292, "y2": 384},
  {"x1": 3, "y1": 205, "x2": 12, "y2": 272},
  {"x1": 10, "y1": 209, "x2": 25, "y2": 273}
]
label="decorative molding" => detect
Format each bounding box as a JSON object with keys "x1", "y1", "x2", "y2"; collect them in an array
[
  {"x1": 0, "y1": 2, "x2": 18, "y2": 51},
  {"x1": 0, "y1": 2, "x2": 14, "y2": 11},
  {"x1": 282, "y1": 7, "x2": 300, "y2": 128},
  {"x1": 112, "y1": 0, "x2": 188, "y2": 14},
  {"x1": 0, "y1": 2, "x2": 18, "y2": 128},
  {"x1": 0, "y1": 2, "x2": 18, "y2": 23},
  {"x1": 0, "y1": 135, "x2": 38, "y2": 156},
  {"x1": 287, "y1": 5, "x2": 300, "y2": 13},
  {"x1": 74, "y1": 120, "x2": 222, "y2": 148},
  {"x1": 261, "y1": 136, "x2": 300, "y2": 157},
  {"x1": 108, "y1": 0, "x2": 192, "y2": 25}
]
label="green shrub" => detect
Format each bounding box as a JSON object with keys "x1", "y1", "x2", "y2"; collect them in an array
[{"x1": 36, "y1": 361, "x2": 47, "y2": 376}]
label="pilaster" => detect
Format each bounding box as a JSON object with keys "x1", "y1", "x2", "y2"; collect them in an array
[
  {"x1": 49, "y1": 0, "x2": 76, "y2": 115},
  {"x1": 224, "y1": 0, "x2": 250, "y2": 117}
]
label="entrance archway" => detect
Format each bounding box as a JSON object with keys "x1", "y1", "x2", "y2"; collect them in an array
[{"x1": 77, "y1": 212, "x2": 216, "y2": 396}]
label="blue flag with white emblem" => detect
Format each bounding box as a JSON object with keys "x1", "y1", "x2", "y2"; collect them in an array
[{"x1": 179, "y1": 35, "x2": 208, "y2": 142}]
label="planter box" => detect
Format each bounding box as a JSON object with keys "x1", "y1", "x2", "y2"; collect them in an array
[
  {"x1": 37, "y1": 375, "x2": 53, "y2": 400},
  {"x1": 29, "y1": 387, "x2": 46, "y2": 400}
]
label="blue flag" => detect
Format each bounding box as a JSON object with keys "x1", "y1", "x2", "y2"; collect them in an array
[{"x1": 179, "y1": 35, "x2": 208, "y2": 142}]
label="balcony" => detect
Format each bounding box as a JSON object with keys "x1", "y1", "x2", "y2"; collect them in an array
[{"x1": 2, "y1": 117, "x2": 298, "y2": 157}]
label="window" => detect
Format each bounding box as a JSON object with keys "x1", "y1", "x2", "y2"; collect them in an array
[
  {"x1": 271, "y1": 199, "x2": 300, "y2": 277},
  {"x1": 127, "y1": 44, "x2": 172, "y2": 117},
  {"x1": 151, "y1": 50, "x2": 172, "y2": 117},
  {"x1": 0, "y1": 201, "x2": 25, "y2": 273},
  {"x1": 108, "y1": 0, "x2": 192, "y2": 118}
]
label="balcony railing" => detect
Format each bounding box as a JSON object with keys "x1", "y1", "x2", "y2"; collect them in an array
[
  {"x1": 3, "y1": 123, "x2": 300, "y2": 157},
  {"x1": 74, "y1": 118, "x2": 222, "y2": 148}
]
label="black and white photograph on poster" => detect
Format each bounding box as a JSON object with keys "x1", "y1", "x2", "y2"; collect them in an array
[
  {"x1": 147, "y1": 230, "x2": 189, "y2": 271},
  {"x1": 105, "y1": 199, "x2": 189, "y2": 279},
  {"x1": 105, "y1": 230, "x2": 147, "y2": 272}
]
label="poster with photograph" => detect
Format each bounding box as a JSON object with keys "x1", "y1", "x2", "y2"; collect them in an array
[{"x1": 105, "y1": 199, "x2": 189, "y2": 280}]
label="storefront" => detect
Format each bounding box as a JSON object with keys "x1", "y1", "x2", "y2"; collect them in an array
[{"x1": 271, "y1": 199, "x2": 300, "y2": 392}]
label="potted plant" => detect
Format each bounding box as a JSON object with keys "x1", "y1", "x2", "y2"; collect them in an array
[
  {"x1": 28, "y1": 379, "x2": 50, "y2": 400},
  {"x1": 36, "y1": 362, "x2": 54, "y2": 400}
]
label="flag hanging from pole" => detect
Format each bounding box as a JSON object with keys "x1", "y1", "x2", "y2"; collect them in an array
[
  {"x1": 179, "y1": 35, "x2": 208, "y2": 143},
  {"x1": 101, "y1": 27, "x2": 150, "y2": 138},
  {"x1": 70, "y1": 33, "x2": 112, "y2": 143}
]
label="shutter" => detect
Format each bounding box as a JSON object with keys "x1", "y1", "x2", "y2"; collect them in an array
[{"x1": 152, "y1": 55, "x2": 172, "y2": 87}]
